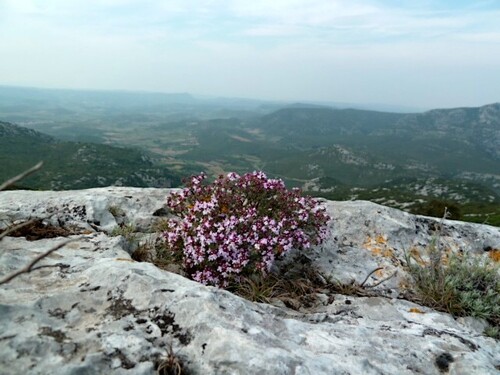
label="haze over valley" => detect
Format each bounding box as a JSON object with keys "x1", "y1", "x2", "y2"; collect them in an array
[{"x1": 1, "y1": 85, "x2": 499, "y2": 226}]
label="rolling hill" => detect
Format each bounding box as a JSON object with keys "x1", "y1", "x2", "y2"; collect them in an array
[{"x1": 0, "y1": 121, "x2": 180, "y2": 190}]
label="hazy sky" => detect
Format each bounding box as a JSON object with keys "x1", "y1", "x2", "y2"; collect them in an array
[{"x1": 1, "y1": 0, "x2": 499, "y2": 109}]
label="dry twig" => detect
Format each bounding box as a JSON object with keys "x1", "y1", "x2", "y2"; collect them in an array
[
  {"x1": 0, "y1": 238, "x2": 79, "y2": 286},
  {"x1": 359, "y1": 267, "x2": 383, "y2": 287},
  {"x1": 0, "y1": 161, "x2": 43, "y2": 191},
  {"x1": 364, "y1": 270, "x2": 398, "y2": 288}
]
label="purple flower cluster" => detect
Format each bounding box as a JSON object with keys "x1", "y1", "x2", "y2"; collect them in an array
[{"x1": 163, "y1": 171, "x2": 330, "y2": 287}]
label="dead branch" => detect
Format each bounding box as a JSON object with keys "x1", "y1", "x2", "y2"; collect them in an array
[
  {"x1": 360, "y1": 267, "x2": 383, "y2": 287},
  {"x1": 0, "y1": 161, "x2": 43, "y2": 191},
  {"x1": 0, "y1": 238, "x2": 79, "y2": 286},
  {"x1": 364, "y1": 270, "x2": 398, "y2": 289}
]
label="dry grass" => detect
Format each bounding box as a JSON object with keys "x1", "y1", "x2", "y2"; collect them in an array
[
  {"x1": 226, "y1": 254, "x2": 325, "y2": 309},
  {"x1": 228, "y1": 255, "x2": 387, "y2": 310},
  {"x1": 156, "y1": 343, "x2": 188, "y2": 375},
  {"x1": 110, "y1": 223, "x2": 136, "y2": 240},
  {"x1": 131, "y1": 241, "x2": 153, "y2": 262},
  {"x1": 0, "y1": 219, "x2": 77, "y2": 241}
]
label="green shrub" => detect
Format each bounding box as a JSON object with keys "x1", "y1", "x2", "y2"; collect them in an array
[{"x1": 407, "y1": 242, "x2": 499, "y2": 330}]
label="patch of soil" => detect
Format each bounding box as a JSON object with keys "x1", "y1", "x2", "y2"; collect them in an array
[{"x1": 1, "y1": 219, "x2": 78, "y2": 241}]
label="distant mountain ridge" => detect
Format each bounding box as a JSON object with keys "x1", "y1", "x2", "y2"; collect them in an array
[
  {"x1": 259, "y1": 103, "x2": 499, "y2": 149},
  {"x1": 260, "y1": 107, "x2": 405, "y2": 137},
  {"x1": 255, "y1": 103, "x2": 500, "y2": 174},
  {"x1": 395, "y1": 103, "x2": 500, "y2": 159}
]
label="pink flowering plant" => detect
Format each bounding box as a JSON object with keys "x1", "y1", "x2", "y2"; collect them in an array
[{"x1": 162, "y1": 171, "x2": 330, "y2": 287}]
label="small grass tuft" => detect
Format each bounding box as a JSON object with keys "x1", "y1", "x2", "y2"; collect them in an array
[
  {"x1": 151, "y1": 218, "x2": 171, "y2": 233},
  {"x1": 110, "y1": 224, "x2": 136, "y2": 240},
  {"x1": 131, "y1": 241, "x2": 153, "y2": 262},
  {"x1": 231, "y1": 274, "x2": 279, "y2": 304},
  {"x1": 108, "y1": 205, "x2": 125, "y2": 218},
  {"x1": 156, "y1": 343, "x2": 187, "y2": 375},
  {"x1": 484, "y1": 325, "x2": 500, "y2": 340}
]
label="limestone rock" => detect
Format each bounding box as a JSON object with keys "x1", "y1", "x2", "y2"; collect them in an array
[
  {"x1": 0, "y1": 187, "x2": 173, "y2": 233},
  {"x1": 315, "y1": 200, "x2": 500, "y2": 295},
  {"x1": 0, "y1": 188, "x2": 499, "y2": 374}
]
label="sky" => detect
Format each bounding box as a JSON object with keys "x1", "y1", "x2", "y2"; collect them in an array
[{"x1": 0, "y1": 0, "x2": 499, "y2": 109}]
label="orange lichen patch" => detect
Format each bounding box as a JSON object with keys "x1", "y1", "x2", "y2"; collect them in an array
[
  {"x1": 408, "y1": 307, "x2": 425, "y2": 314},
  {"x1": 363, "y1": 235, "x2": 394, "y2": 258},
  {"x1": 363, "y1": 235, "x2": 386, "y2": 248},
  {"x1": 115, "y1": 258, "x2": 135, "y2": 262},
  {"x1": 370, "y1": 247, "x2": 394, "y2": 258},
  {"x1": 362, "y1": 234, "x2": 387, "y2": 246},
  {"x1": 488, "y1": 249, "x2": 500, "y2": 262}
]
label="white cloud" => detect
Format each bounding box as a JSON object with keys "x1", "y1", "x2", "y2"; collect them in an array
[
  {"x1": 243, "y1": 25, "x2": 304, "y2": 37},
  {"x1": 0, "y1": 0, "x2": 499, "y2": 107},
  {"x1": 231, "y1": 0, "x2": 500, "y2": 44},
  {"x1": 455, "y1": 31, "x2": 500, "y2": 43}
]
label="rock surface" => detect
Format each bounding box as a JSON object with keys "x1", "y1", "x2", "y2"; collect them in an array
[
  {"x1": 315, "y1": 199, "x2": 500, "y2": 295},
  {"x1": 0, "y1": 187, "x2": 499, "y2": 375}
]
